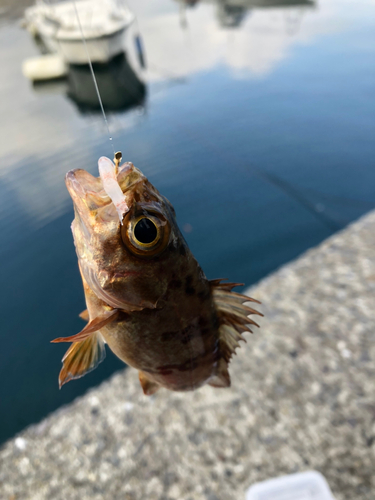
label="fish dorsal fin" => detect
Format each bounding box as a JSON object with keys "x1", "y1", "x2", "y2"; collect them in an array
[
  {"x1": 58, "y1": 333, "x2": 106, "y2": 388},
  {"x1": 210, "y1": 279, "x2": 263, "y2": 362},
  {"x1": 51, "y1": 308, "x2": 119, "y2": 344}
]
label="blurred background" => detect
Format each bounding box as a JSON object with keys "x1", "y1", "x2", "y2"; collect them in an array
[{"x1": 0, "y1": 0, "x2": 374, "y2": 445}]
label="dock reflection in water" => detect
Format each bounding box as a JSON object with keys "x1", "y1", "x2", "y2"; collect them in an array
[{"x1": 32, "y1": 52, "x2": 146, "y2": 114}]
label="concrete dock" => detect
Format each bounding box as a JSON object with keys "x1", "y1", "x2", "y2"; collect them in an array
[{"x1": 1, "y1": 211, "x2": 374, "y2": 500}]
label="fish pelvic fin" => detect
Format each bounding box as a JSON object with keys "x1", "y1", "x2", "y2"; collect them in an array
[
  {"x1": 51, "y1": 308, "x2": 119, "y2": 343},
  {"x1": 138, "y1": 371, "x2": 160, "y2": 396},
  {"x1": 79, "y1": 309, "x2": 89, "y2": 321},
  {"x1": 58, "y1": 332, "x2": 106, "y2": 388},
  {"x1": 211, "y1": 279, "x2": 263, "y2": 363},
  {"x1": 208, "y1": 358, "x2": 231, "y2": 388}
]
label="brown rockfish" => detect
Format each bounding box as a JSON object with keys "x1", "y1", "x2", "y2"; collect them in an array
[{"x1": 52, "y1": 153, "x2": 262, "y2": 394}]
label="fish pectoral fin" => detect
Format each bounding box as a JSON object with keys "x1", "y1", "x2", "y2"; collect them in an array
[
  {"x1": 211, "y1": 279, "x2": 262, "y2": 362},
  {"x1": 138, "y1": 371, "x2": 160, "y2": 396},
  {"x1": 58, "y1": 332, "x2": 106, "y2": 388},
  {"x1": 51, "y1": 309, "x2": 119, "y2": 343},
  {"x1": 208, "y1": 358, "x2": 231, "y2": 388},
  {"x1": 79, "y1": 309, "x2": 89, "y2": 321}
]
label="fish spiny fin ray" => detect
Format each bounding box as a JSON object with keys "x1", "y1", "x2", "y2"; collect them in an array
[
  {"x1": 79, "y1": 309, "x2": 89, "y2": 321},
  {"x1": 51, "y1": 309, "x2": 119, "y2": 343},
  {"x1": 138, "y1": 371, "x2": 160, "y2": 395},
  {"x1": 208, "y1": 358, "x2": 231, "y2": 388},
  {"x1": 210, "y1": 279, "x2": 262, "y2": 362},
  {"x1": 58, "y1": 333, "x2": 106, "y2": 388}
]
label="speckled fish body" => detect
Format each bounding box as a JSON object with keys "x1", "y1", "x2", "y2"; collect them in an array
[{"x1": 53, "y1": 157, "x2": 262, "y2": 394}]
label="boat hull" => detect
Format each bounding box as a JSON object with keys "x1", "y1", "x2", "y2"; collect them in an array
[
  {"x1": 40, "y1": 28, "x2": 127, "y2": 64},
  {"x1": 23, "y1": 0, "x2": 134, "y2": 64}
]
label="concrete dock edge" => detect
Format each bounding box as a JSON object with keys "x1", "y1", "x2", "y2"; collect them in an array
[{"x1": 1, "y1": 210, "x2": 375, "y2": 500}]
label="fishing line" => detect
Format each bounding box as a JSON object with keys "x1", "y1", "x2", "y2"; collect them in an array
[{"x1": 72, "y1": 0, "x2": 115, "y2": 157}]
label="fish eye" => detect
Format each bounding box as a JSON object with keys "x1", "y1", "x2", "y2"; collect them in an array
[
  {"x1": 134, "y1": 217, "x2": 158, "y2": 244},
  {"x1": 121, "y1": 212, "x2": 170, "y2": 257}
]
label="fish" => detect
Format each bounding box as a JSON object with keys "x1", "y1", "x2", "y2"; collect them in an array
[{"x1": 52, "y1": 153, "x2": 262, "y2": 394}]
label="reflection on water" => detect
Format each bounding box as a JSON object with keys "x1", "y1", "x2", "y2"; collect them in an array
[
  {"x1": 67, "y1": 54, "x2": 146, "y2": 114},
  {"x1": 215, "y1": 0, "x2": 315, "y2": 29},
  {"x1": 26, "y1": 8, "x2": 147, "y2": 115},
  {"x1": 177, "y1": 0, "x2": 315, "y2": 29},
  {"x1": 33, "y1": 53, "x2": 146, "y2": 114},
  {"x1": 0, "y1": 0, "x2": 374, "y2": 444},
  {"x1": 145, "y1": 0, "x2": 322, "y2": 79}
]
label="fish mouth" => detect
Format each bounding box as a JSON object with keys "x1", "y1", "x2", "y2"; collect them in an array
[
  {"x1": 65, "y1": 163, "x2": 146, "y2": 215},
  {"x1": 65, "y1": 169, "x2": 110, "y2": 214}
]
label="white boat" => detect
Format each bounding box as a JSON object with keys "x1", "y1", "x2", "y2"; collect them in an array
[{"x1": 23, "y1": 0, "x2": 135, "y2": 64}]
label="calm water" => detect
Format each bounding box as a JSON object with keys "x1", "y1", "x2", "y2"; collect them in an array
[{"x1": 0, "y1": 0, "x2": 374, "y2": 444}]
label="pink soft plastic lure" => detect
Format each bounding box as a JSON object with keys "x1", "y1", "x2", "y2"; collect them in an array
[{"x1": 98, "y1": 155, "x2": 130, "y2": 224}]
